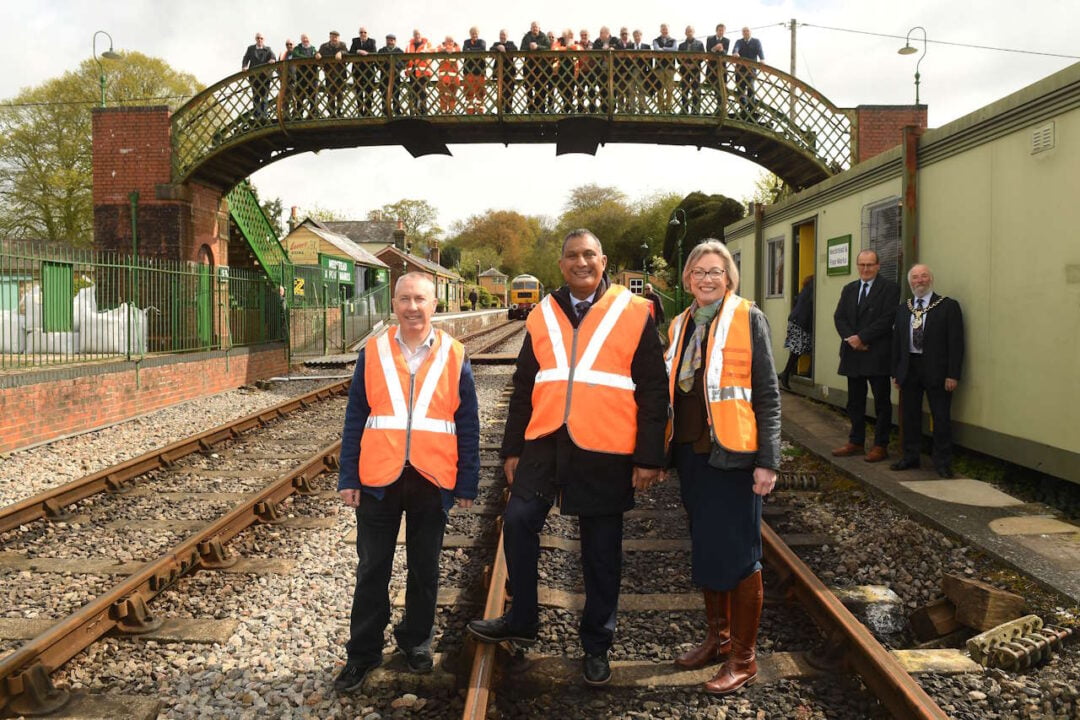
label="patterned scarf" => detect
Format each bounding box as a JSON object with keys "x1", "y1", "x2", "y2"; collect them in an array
[{"x1": 677, "y1": 299, "x2": 723, "y2": 392}]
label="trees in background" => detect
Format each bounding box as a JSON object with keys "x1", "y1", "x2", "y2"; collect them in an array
[{"x1": 0, "y1": 52, "x2": 201, "y2": 244}]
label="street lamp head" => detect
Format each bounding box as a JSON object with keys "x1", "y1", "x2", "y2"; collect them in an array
[
  {"x1": 668, "y1": 215, "x2": 681, "y2": 226},
  {"x1": 101, "y1": 49, "x2": 122, "y2": 60},
  {"x1": 897, "y1": 44, "x2": 917, "y2": 55},
  {"x1": 92, "y1": 30, "x2": 122, "y2": 108},
  {"x1": 640, "y1": 241, "x2": 649, "y2": 251}
]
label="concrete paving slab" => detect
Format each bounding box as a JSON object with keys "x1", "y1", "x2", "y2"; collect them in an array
[
  {"x1": 898, "y1": 479, "x2": 1025, "y2": 507},
  {"x1": 989, "y1": 516, "x2": 1080, "y2": 535}
]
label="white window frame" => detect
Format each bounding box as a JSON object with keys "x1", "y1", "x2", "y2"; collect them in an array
[{"x1": 766, "y1": 237, "x2": 785, "y2": 298}]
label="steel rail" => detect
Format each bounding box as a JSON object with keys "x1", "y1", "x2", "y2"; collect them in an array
[
  {"x1": 0, "y1": 380, "x2": 350, "y2": 536},
  {"x1": 761, "y1": 522, "x2": 949, "y2": 720},
  {"x1": 462, "y1": 518, "x2": 510, "y2": 720},
  {"x1": 0, "y1": 440, "x2": 342, "y2": 714}
]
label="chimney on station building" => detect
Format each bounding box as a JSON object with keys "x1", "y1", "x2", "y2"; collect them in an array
[
  {"x1": 428, "y1": 238, "x2": 440, "y2": 266},
  {"x1": 392, "y1": 219, "x2": 408, "y2": 253},
  {"x1": 288, "y1": 206, "x2": 300, "y2": 232}
]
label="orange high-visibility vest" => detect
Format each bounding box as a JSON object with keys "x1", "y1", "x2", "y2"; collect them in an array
[
  {"x1": 407, "y1": 38, "x2": 435, "y2": 77},
  {"x1": 358, "y1": 327, "x2": 464, "y2": 490},
  {"x1": 525, "y1": 285, "x2": 651, "y2": 454},
  {"x1": 665, "y1": 292, "x2": 758, "y2": 453},
  {"x1": 437, "y1": 44, "x2": 460, "y2": 79}
]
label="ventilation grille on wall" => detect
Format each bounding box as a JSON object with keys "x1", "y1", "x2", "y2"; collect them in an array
[{"x1": 1031, "y1": 122, "x2": 1055, "y2": 155}]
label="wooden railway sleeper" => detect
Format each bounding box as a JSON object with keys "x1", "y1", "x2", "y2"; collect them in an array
[
  {"x1": 109, "y1": 594, "x2": 164, "y2": 635},
  {"x1": 4, "y1": 662, "x2": 70, "y2": 716},
  {"x1": 198, "y1": 537, "x2": 240, "y2": 569}
]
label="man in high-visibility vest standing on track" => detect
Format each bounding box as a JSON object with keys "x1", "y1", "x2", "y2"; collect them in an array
[
  {"x1": 334, "y1": 272, "x2": 480, "y2": 693},
  {"x1": 467, "y1": 229, "x2": 668, "y2": 687}
]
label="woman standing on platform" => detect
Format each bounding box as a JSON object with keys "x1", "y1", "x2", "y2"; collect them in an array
[
  {"x1": 779, "y1": 274, "x2": 814, "y2": 389},
  {"x1": 665, "y1": 240, "x2": 781, "y2": 694}
]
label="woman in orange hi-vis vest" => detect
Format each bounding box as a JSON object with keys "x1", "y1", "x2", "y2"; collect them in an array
[
  {"x1": 665, "y1": 240, "x2": 781, "y2": 696},
  {"x1": 436, "y1": 35, "x2": 461, "y2": 113}
]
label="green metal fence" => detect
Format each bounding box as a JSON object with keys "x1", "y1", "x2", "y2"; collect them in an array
[
  {"x1": 289, "y1": 280, "x2": 390, "y2": 357},
  {"x1": 0, "y1": 241, "x2": 285, "y2": 370}
]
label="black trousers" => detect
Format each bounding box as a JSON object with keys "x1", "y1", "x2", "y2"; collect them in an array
[
  {"x1": 503, "y1": 493, "x2": 623, "y2": 655},
  {"x1": 346, "y1": 467, "x2": 447, "y2": 664},
  {"x1": 900, "y1": 356, "x2": 954, "y2": 471},
  {"x1": 846, "y1": 374, "x2": 892, "y2": 448}
]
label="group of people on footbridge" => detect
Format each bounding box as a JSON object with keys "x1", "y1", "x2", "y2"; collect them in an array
[
  {"x1": 240, "y1": 22, "x2": 766, "y2": 122},
  {"x1": 333, "y1": 229, "x2": 781, "y2": 695}
]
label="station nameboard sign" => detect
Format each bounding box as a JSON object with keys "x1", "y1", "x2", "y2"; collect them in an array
[{"x1": 827, "y1": 235, "x2": 852, "y2": 276}]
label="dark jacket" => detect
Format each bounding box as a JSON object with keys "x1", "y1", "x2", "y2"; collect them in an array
[
  {"x1": 788, "y1": 277, "x2": 814, "y2": 330},
  {"x1": 242, "y1": 44, "x2": 276, "y2": 70},
  {"x1": 892, "y1": 293, "x2": 964, "y2": 386},
  {"x1": 338, "y1": 344, "x2": 481, "y2": 511},
  {"x1": 834, "y1": 275, "x2": 898, "y2": 377},
  {"x1": 520, "y1": 31, "x2": 550, "y2": 51},
  {"x1": 349, "y1": 37, "x2": 377, "y2": 55},
  {"x1": 502, "y1": 279, "x2": 668, "y2": 516}
]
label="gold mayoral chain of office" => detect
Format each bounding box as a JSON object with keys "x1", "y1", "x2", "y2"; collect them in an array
[{"x1": 908, "y1": 295, "x2": 946, "y2": 329}]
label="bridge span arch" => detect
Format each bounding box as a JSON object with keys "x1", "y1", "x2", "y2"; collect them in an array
[{"x1": 171, "y1": 51, "x2": 854, "y2": 190}]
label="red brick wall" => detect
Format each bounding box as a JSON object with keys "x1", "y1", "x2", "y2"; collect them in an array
[
  {"x1": 92, "y1": 107, "x2": 227, "y2": 264},
  {"x1": 0, "y1": 346, "x2": 287, "y2": 454},
  {"x1": 855, "y1": 105, "x2": 928, "y2": 163}
]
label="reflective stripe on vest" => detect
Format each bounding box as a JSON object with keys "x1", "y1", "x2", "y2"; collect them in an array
[
  {"x1": 359, "y1": 328, "x2": 462, "y2": 489},
  {"x1": 525, "y1": 286, "x2": 649, "y2": 454}
]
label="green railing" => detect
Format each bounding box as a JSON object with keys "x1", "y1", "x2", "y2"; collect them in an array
[
  {"x1": 289, "y1": 280, "x2": 390, "y2": 357},
  {"x1": 0, "y1": 241, "x2": 284, "y2": 370},
  {"x1": 172, "y1": 50, "x2": 853, "y2": 186},
  {"x1": 226, "y1": 180, "x2": 292, "y2": 288}
]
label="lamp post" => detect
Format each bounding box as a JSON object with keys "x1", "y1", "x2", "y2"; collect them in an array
[
  {"x1": 92, "y1": 30, "x2": 121, "y2": 108},
  {"x1": 640, "y1": 241, "x2": 649, "y2": 289},
  {"x1": 668, "y1": 209, "x2": 687, "y2": 311},
  {"x1": 897, "y1": 26, "x2": 927, "y2": 105}
]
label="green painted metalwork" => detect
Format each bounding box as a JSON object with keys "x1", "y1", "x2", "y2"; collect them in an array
[
  {"x1": 225, "y1": 180, "x2": 292, "y2": 288},
  {"x1": 0, "y1": 240, "x2": 283, "y2": 370},
  {"x1": 171, "y1": 51, "x2": 854, "y2": 190}
]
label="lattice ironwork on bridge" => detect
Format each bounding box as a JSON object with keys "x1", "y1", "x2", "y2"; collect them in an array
[{"x1": 172, "y1": 51, "x2": 854, "y2": 189}]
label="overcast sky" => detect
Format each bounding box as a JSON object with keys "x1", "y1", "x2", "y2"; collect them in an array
[{"x1": 3, "y1": 0, "x2": 1077, "y2": 234}]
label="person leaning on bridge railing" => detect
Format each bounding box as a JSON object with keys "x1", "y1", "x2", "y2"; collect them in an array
[
  {"x1": 491, "y1": 29, "x2": 518, "y2": 114},
  {"x1": 241, "y1": 32, "x2": 277, "y2": 121},
  {"x1": 592, "y1": 26, "x2": 620, "y2": 115},
  {"x1": 317, "y1": 30, "x2": 349, "y2": 117},
  {"x1": 731, "y1": 26, "x2": 764, "y2": 121},
  {"x1": 290, "y1": 34, "x2": 318, "y2": 119},
  {"x1": 520, "y1": 21, "x2": 550, "y2": 114},
  {"x1": 575, "y1": 29, "x2": 595, "y2": 114},
  {"x1": 553, "y1": 30, "x2": 579, "y2": 114},
  {"x1": 377, "y1": 34, "x2": 405, "y2": 116},
  {"x1": 624, "y1": 29, "x2": 651, "y2": 113},
  {"x1": 436, "y1": 36, "x2": 462, "y2": 114},
  {"x1": 678, "y1": 26, "x2": 705, "y2": 115},
  {"x1": 706, "y1": 24, "x2": 730, "y2": 117},
  {"x1": 462, "y1": 27, "x2": 487, "y2": 115},
  {"x1": 349, "y1": 27, "x2": 378, "y2": 117},
  {"x1": 406, "y1": 30, "x2": 435, "y2": 115},
  {"x1": 652, "y1": 24, "x2": 677, "y2": 113}
]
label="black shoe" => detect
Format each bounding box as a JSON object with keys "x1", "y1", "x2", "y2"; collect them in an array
[
  {"x1": 467, "y1": 614, "x2": 538, "y2": 644},
  {"x1": 936, "y1": 466, "x2": 955, "y2": 479},
  {"x1": 890, "y1": 458, "x2": 920, "y2": 471},
  {"x1": 398, "y1": 645, "x2": 433, "y2": 674},
  {"x1": 333, "y1": 659, "x2": 379, "y2": 693},
  {"x1": 778, "y1": 372, "x2": 791, "y2": 390},
  {"x1": 583, "y1": 652, "x2": 612, "y2": 686}
]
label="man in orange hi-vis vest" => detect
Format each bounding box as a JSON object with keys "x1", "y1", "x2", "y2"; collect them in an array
[
  {"x1": 467, "y1": 229, "x2": 668, "y2": 687},
  {"x1": 335, "y1": 272, "x2": 479, "y2": 694}
]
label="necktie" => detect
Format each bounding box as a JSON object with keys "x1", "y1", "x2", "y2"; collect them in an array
[
  {"x1": 858, "y1": 282, "x2": 869, "y2": 305},
  {"x1": 575, "y1": 301, "x2": 591, "y2": 320},
  {"x1": 913, "y1": 298, "x2": 924, "y2": 352}
]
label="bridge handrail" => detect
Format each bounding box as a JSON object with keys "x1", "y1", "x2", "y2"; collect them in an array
[{"x1": 171, "y1": 50, "x2": 852, "y2": 185}]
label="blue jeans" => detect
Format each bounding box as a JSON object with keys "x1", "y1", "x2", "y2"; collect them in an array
[{"x1": 346, "y1": 467, "x2": 447, "y2": 664}]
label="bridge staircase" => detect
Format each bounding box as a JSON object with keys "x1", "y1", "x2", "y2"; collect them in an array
[{"x1": 225, "y1": 180, "x2": 292, "y2": 289}]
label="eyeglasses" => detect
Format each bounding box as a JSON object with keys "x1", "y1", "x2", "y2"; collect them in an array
[{"x1": 690, "y1": 268, "x2": 726, "y2": 280}]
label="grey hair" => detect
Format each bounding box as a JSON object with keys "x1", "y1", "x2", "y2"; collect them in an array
[
  {"x1": 682, "y1": 239, "x2": 740, "y2": 293},
  {"x1": 395, "y1": 271, "x2": 436, "y2": 296},
  {"x1": 561, "y1": 228, "x2": 603, "y2": 254}
]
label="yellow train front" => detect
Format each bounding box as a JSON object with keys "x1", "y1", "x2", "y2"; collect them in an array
[{"x1": 507, "y1": 274, "x2": 543, "y2": 320}]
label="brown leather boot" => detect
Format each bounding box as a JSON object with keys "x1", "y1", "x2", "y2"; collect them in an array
[
  {"x1": 704, "y1": 570, "x2": 762, "y2": 694},
  {"x1": 675, "y1": 590, "x2": 730, "y2": 669}
]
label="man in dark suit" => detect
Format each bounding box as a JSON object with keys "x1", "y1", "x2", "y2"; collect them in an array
[
  {"x1": 678, "y1": 26, "x2": 705, "y2": 114},
  {"x1": 890, "y1": 264, "x2": 964, "y2": 478},
  {"x1": 832, "y1": 249, "x2": 899, "y2": 462},
  {"x1": 349, "y1": 27, "x2": 378, "y2": 116}
]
